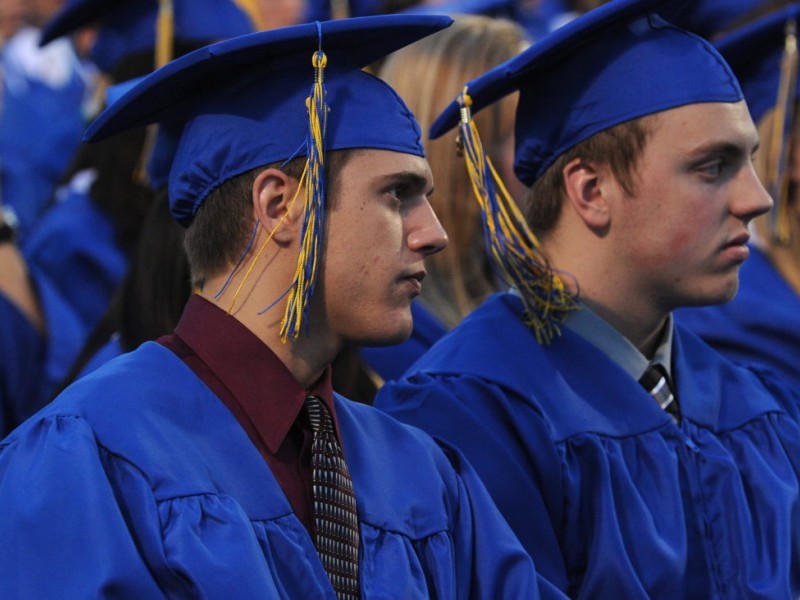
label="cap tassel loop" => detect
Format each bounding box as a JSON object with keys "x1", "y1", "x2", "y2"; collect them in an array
[
  {"x1": 281, "y1": 44, "x2": 329, "y2": 343},
  {"x1": 767, "y1": 17, "x2": 798, "y2": 245},
  {"x1": 457, "y1": 88, "x2": 576, "y2": 344}
]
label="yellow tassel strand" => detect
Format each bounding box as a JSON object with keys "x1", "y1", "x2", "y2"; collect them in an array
[
  {"x1": 458, "y1": 89, "x2": 576, "y2": 344},
  {"x1": 767, "y1": 17, "x2": 798, "y2": 245},
  {"x1": 280, "y1": 49, "x2": 329, "y2": 342}
]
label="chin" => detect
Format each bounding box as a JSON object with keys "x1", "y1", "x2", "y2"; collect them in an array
[
  {"x1": 682, "y1": 281, "x2": 740, "y2": 308},
  {"x1": 350, "y1": 318, "x2": 413, "y2": 348}
]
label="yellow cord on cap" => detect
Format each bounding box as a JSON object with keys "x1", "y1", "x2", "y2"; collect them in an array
[
  {"x1": 767, "y1": 17, "x2": 798, "y2": 245},
  {"x1": 458, "y1": 88, "x2": 576, "y2": 344},
  {"x1": 280, "y1": 49, "x2": 329, "y2": 343}
]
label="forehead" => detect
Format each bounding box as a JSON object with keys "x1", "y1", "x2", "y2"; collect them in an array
[
  {"x1": 645, "y1": 100, "x2": 758, "y2": 151},
  {"x1": 340, "y1": 148, "x2": 433, "y2": 183}
]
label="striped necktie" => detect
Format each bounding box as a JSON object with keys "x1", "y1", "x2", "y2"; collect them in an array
[
  {"x1": 305, "y1": 396, "x2": 360, "y2": 599},
  {"x1": 639, "y1": 363, "x2": 680, "y2": 422}
]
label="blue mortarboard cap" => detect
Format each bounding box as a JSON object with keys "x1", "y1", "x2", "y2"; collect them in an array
[
  {"x1": 430, "y1": 0, "x2": 743, "y2": 187},
  {"x1": 40, "y1": 0, "x2": 256, "y2": 73},
  {"x1": 714, "y1": 3, "x2": 800, "y2": 123},
  {"x1": 85, "y1": 14, "x2": 453, "y2": 225}
]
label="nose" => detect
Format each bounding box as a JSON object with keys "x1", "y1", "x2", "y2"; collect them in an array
[
  {"x1": 407, "y1": 200, "x2": 448, "y2": 257},
  {"x1": 731, "y1": 163, "x2": 773, "y2": 223}
]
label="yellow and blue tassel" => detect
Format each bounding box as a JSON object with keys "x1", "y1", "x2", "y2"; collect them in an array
[
  {"x1": 457, "y1": 89, "x2": 576, "y2": 344},
  {"x1": 280, "y1": 39, "x2": 329, "y2": 342}
]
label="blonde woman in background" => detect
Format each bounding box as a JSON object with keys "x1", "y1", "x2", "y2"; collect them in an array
[
  {"x1": 380, "y1": 14, "x2": 527, "y2": 329},
  {"x1": 353, "y1": 15, "x2": 528, "y2": 391}
]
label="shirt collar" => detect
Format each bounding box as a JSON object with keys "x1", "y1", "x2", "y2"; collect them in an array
[
  {"x1": 174, "y1": 294, "x2": 335, "y2": 453},
  {"x1": 563, "y1": 300, "x2": 674, "y2": 382}
]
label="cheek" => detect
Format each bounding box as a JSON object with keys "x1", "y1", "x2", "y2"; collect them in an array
[{"x1": 624, "y1": 209, "x2": 701, "y2": 268}]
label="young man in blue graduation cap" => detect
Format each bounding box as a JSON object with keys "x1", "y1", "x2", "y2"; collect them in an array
[
  {"x1": 0, "y1": 14, "x2": 557, "y2": 599},
  {"x1": 376, "y1": 0, "x2": 800, "y2": 596},
  {"x1": 0, "y1": 0, "x2": 257, "y2": 437},
  {"x1": 676, "y1": 3, "x2": 800, "y2": 394}
]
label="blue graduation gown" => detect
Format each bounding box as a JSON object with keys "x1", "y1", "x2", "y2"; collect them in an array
[
  {"x1": 0, "y1": 29, "x2": 95, "y2": 240},
  {"x1": 0, "y1": 340, "x2": 554, "y2": 598},
  {"x1": 22, "y1": 189, "x2": 127, "y2": 333},
  {"x1": 675, "y1": 245, "x2": 800, "y2": 393},
  {"x1": 26, "y1": 263, "x2": 90, "y2": 403},
  {"x1": 376, "y1": 292, "x2": 800, "y2": 598},
  {"x1": 0, "y1": 266, "x2": 87, "y2": 437}
]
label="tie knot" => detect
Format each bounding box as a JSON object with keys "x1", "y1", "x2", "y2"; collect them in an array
[
  {"x1": 305, "y1": 396, "x2": 333, "y2": 435},
  {"x1": 639, "y1": 363, "x2": 668, "y2": 393},
  {"x1": 639, "y1": 363, "x2": 680, "y2": 421}
]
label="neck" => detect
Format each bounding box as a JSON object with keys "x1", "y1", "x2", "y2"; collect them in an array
[
  {"x1": 198, "y1": 275, "x2": 339, "y2": 391},
  {"x1": 577, "y1": 295, "x2": 667, "y2": 359},
  {"x1": 545, "y1": 232, "x2": 667, "y2": 358}
]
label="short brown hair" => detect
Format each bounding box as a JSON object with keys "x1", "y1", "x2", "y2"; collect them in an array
[
  {"x1": 184, "y1": 151, "x2": 353, "y2": 289},
  {"x1": 525, "y1": 114, "x2": 655, "y2": 235}
]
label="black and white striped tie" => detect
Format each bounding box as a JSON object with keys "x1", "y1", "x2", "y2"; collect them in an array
[
  {"x1": 305, "y1": 396, "x2": 360, "y2": 599},
  {"x1": 639, "y1": 363, "x2": 680, "y2": 422}
]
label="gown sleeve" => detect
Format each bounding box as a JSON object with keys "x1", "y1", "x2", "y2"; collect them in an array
[{"x1": 0, "y1": 415, "x2": 175, "y2": 598}]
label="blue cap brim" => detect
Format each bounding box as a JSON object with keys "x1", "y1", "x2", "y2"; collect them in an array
[
  {"x1": 430, "y1": 0, "x2": 693, "y2": 138},
  {"x1": 84, "y1": 14, "x2": 453, "y2": 226},
  {"x1": 86, "y1": 14, "x2": 453, "y2": 142}
]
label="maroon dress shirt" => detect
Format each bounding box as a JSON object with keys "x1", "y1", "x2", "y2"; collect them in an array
[{"x1": 159, "y1": 294, "x2": 343, "y2": 535}]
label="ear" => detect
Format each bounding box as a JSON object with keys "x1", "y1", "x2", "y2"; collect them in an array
[
  {"x1": 252, "y1": 167, "x2": 303, "y2": 244},
  {"x1": 562, "y1": 157, "x2": 611, "y2": 231}
]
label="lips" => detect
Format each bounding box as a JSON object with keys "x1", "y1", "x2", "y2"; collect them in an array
[
  {"x1": 402, "y1": 271, "x2": 426, "y2": 295},
  {"x1": 725, "y1": 232, "x2": 750, "y2": 248},
  {"x1": 720, "y1": 231, "x2": 750, "y2": 262}
]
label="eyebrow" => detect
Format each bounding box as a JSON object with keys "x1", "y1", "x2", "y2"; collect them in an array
[
  {"x1": 686, "y1": 139, "x2": 759, "y2": 161},
  {"x1": 377, "y1": 170, "x2": 434, "y2": 195}
]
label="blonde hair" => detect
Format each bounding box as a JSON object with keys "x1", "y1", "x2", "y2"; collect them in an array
[{"x1": 379, "y1": 15, "x2": 527, "y2": 328}]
